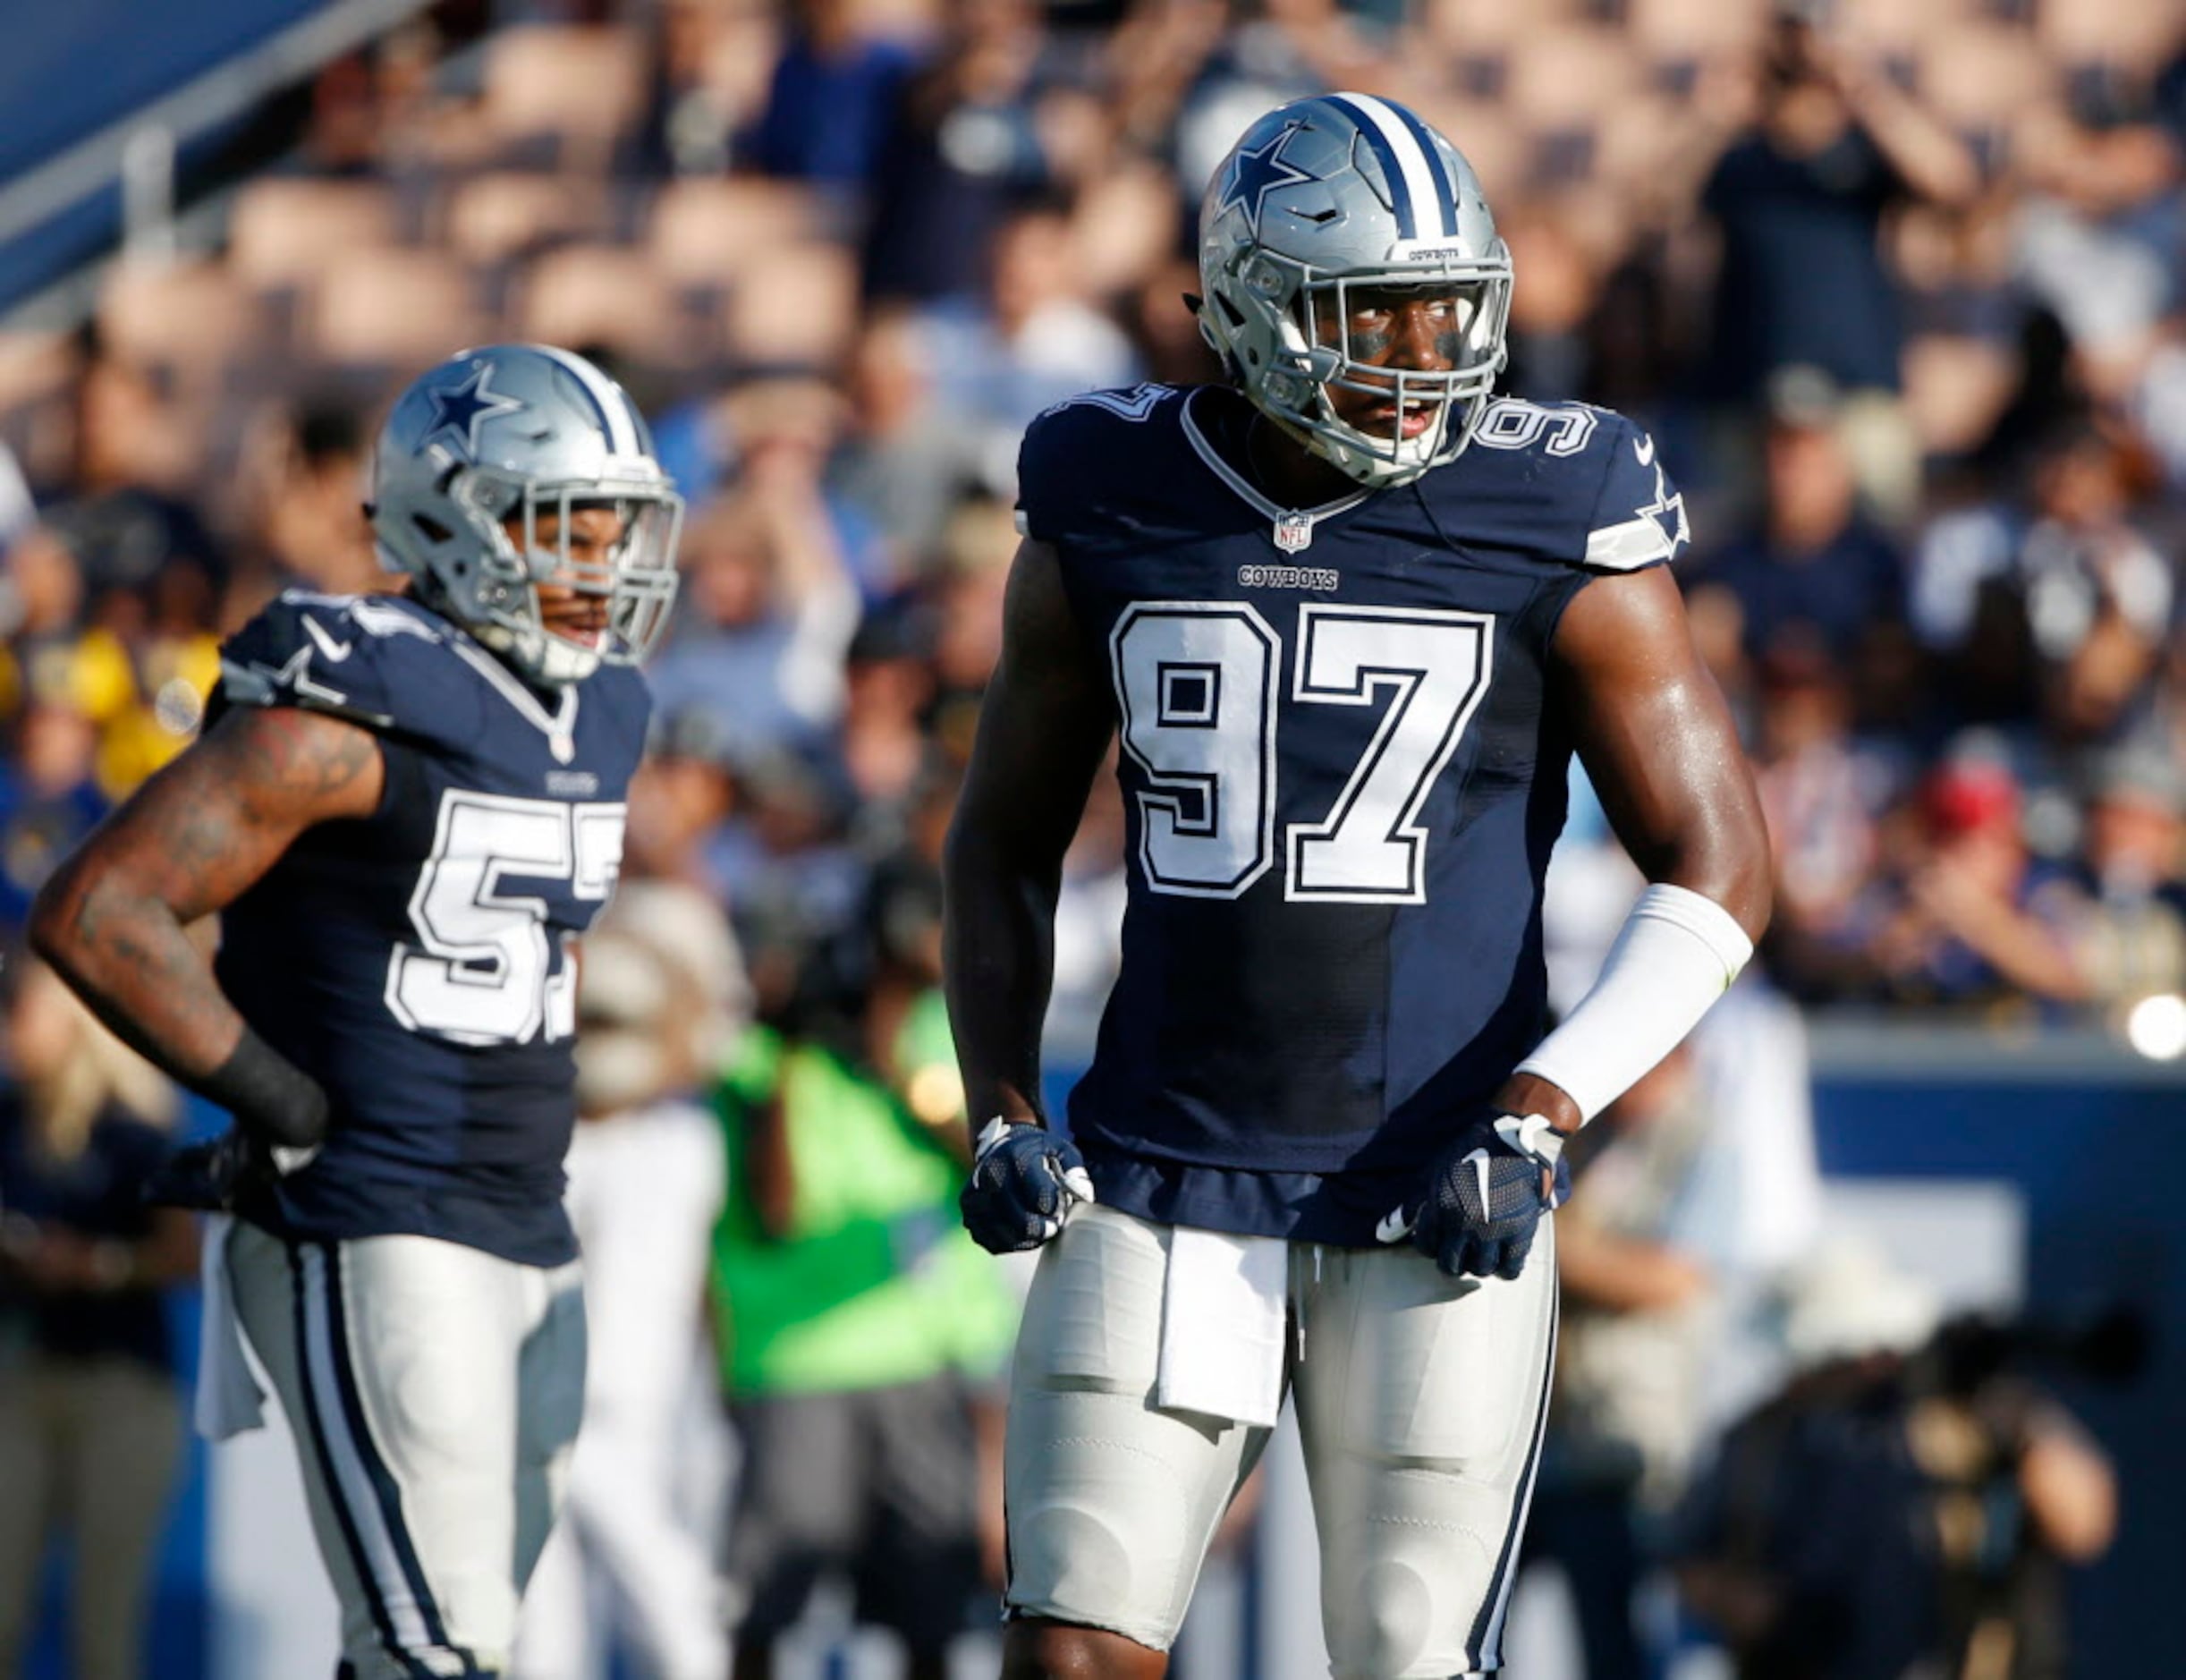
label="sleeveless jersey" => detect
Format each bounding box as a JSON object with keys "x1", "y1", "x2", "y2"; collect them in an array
[
  {"x1": 1017, "y1": 384, "x2": 1688, "y2": 1243},
  {"x1": 212, "y1": 590, "x2": 652, "y2": 1264}
]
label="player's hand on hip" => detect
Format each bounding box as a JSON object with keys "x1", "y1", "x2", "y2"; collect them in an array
[
  {"x1": 1378, "y1": 1111, "x2": 1571, "y2": 1280},
  {"x1": 959, "y1": 1116, "x2": 1097, "y2": 1254},
  {"x1": 143, "y1": 1128, "x2": 318, "y2": 1213}
]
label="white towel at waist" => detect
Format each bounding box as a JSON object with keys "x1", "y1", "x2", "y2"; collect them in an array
[
  {"x1": 193, "y1": 1214, "x2": 267, "y2": 1440},
  {"x1": 1155, "y1": 1226, "x2": 1289, "y2": 1429}
]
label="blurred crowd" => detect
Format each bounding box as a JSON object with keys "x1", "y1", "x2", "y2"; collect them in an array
[
  {"x1": 0, "y1": 0, "x2": 2178, "y2": 1672},
  {"x1": 0, "y1": 0, "x2": 2183, "y2": 1035}
]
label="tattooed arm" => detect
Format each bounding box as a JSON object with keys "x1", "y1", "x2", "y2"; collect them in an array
[{"x1": 30, "y1": 705, "x2": 384, "y2": 1130}]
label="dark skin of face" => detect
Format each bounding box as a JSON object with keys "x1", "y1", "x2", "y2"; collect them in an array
[{"x1": 1250, "y1": 286, "x2": 1472, "y2": 506}]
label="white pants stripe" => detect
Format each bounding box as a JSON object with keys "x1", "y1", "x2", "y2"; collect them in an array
[
  {"x1": 292, "y1": 1243, "x2": 470, "y2": 1675},
  {"x1": 1469, "y1": 1300, "x2": 1557, "y2": 1671}
]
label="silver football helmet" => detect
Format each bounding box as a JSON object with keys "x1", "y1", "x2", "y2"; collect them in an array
[
  {"x1": 1198, "y1": 93, "x2": 1512, "y2": 489},
  {"x1": 370, "y1": 344, "x2": 683, "y2": 686}
]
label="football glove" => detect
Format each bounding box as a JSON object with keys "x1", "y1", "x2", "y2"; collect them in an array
[
  {"x1": 1378, "y1": 1112, "x2": 1572, "y2": 1281},
  {"x1": 144, "y1": 1129, "x2": 318, "y2": 1213},
  {"x1": 959, "y1": 1116, "x2": 1097, "y2": 1254}
]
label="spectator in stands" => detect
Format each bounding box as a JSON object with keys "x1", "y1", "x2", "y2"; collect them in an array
[
  {"x1": 1863, "y1": 745, "x2": 2087, "y2": 1011},
  {"x1": 923, "y1": 495, "x2": 1015, "y2": 760},
  {"x1": 640, "y1": 0, "x2": 741, "y2": 176},
  {"x1": 0, "y1": 958, "x2": 196, "y2": 1680},
  {"x1": 2017, "y1": 422, "x2": 2173, "y2": 753},
  {"x1": 913, "y1": 200, "x2": 1141, "y2": 478},
  {"x1": 742, "y1": 0, "x2": 923, "y2": 199},
  {"x1": 860, "y1": 0, "x2": 1061, "y2": 305},
  {"x1": 2033, "y1": 747, "x2": 2186, "y2": 1012},
  {"x1": 0, "y1": 699, "x2": 109, "y2": 941},
  {"x1": 1750, "y1": 634, "x2": 1907, "y2": 1006},
  {"x1": 648, "y1": 420, "x2": 863, "y2": 758},
  {"x1": 827, "y1": 308, "x2": 990, "y2": 578},
  {"x1": 233, "y1": 399, "x2": 378, "y2": 614},
  {"x1": 2013, "y1": 67, "x2": 2182, "y2": 394},
  {"x1": 713, "y1": 743, "x2": 869, "y2": 997},
  {"x1": 837, "y1": 602, "x2": 942, "y2": 819},
  {"x1": 38, "y1": 340, "x2": 224, "y2": 632},
  {"x1": 1, "y1": 526, "x2": 84, "y2": 658},
  {"x1": 1501, "y1": 211, "x2": 1607, "y2": 404},
  {"x1": 1911, "y1": 414, "x2": 2171, "y2": 749},
  {"x1": 625, "y1": 706, "x2": 746, "y2": 899},
  {"x1": 1699, "y1": 12, "x2": 1978, "y2": 517},
  {"x1": 1687, "y1": 366, "x2": 1917, "y2": 725}
]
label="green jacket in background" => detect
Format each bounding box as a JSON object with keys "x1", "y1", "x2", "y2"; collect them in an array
[{"x1": 707, "y1": 995, "x2": 1018, "y2": 1397}]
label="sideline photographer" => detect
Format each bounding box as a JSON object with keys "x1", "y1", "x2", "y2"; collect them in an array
[{"x1": 1670, "y1": 1254, "x2": 2131, "y2": 1680}]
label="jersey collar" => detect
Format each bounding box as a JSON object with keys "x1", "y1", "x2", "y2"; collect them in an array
[
  {"x1": 1181, "y1": 387, "x2": 1371, "y2": 550},
  {"x1": 448, "y1": 634, "x2": 581, "y2": 763}
]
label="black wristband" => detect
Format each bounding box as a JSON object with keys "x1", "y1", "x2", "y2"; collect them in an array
[{"x1": 199, "y1": 1027, "x2": 332, "y2": 1150}]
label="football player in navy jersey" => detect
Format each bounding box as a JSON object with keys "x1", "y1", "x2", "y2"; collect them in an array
[
  {"x1": 944, "y1": 95, "x2": 1772, "y2": 1679},
  {"x1": 31, "y1": 344, "x2": 680, "y2": 1679}
]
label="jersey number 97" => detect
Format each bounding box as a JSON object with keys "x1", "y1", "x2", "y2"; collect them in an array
[{"x1": 1113, "y1": 601, "x2": 1493, "y2": 904}]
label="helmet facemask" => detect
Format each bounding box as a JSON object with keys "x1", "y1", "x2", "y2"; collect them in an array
[
  {"x1": 435, "y1": 467, "x2": 683, "y2": 687},
  {"x1": 1208, "y1": 244, "x2": 1512, "y2": 490},
  {"x1": 1195, "y1": 93, "x2": 1515, "y2": 492},
  {"x1": 369, "y1": 344, "x2": 688, "y2": 689}
]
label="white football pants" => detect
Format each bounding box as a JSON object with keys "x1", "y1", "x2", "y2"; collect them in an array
[
  {"x1": 227, "y1": 1222, "x2": 586, "y2": 1679},
  {"x1": 1004, "y1": 1204, "x2": 1557, "y2": 1678}
]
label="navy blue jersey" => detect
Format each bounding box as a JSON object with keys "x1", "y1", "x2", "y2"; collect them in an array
[
  {"x1": 1018, "y1": 384, "x2": 1687, "y2": 1244},
  {"x1": 210, "y1": 591, "x2": 652, "y2": 1264}
]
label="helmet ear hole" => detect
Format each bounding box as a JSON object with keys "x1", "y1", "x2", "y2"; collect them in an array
[{"x1": 411, "y1": 513, "x2": 453, "y2": 543}]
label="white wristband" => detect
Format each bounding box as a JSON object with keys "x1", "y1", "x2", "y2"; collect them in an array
[{"x1": 1514, "y1": 883, "x2": 1752, "y2": 1124}]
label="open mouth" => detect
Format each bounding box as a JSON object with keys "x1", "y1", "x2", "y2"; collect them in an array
[
  {"x1": 1369, "y1": 400, "x2": 1443, "y2": 440},
  {"x1": 547, "y1": 616, "x2": 609, "y2": 648}
]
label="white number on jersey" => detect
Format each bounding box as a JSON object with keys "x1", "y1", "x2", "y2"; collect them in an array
[
  {"x1": 1110, "y1": 603, "x2": 1494, "y2": 904},
  {"x1": 1286, "y1": 607, "x2": 1493, "y2": 901},
  {"x1": 386, "y1": 791, "x2": 624, "y2": 1045},
  {"x1": 1112, "y1": 604, "x2": 1278, "y2": 896},
  {"x1": 1471, "y1": 398, "x2": 1598, "y2": 457}
]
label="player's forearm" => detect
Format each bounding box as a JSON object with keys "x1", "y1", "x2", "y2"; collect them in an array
[
  {"x1": 31, "y1": 861, "x2": 248, "y2": 1082},
  {"x1": 30, "y1": 866, "x2": 330, "y2": 1149},
  {"x1": 942, "y1": 830, "x2": 1063, "y2": 1140}
]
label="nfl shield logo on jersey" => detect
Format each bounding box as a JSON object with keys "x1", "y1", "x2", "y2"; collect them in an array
[{"x1": 1274, "y1": 513, "x2": 1313, "y2": 553}]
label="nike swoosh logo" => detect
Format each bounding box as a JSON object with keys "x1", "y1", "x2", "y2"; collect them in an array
[
  {"x1": 301, "y1": 615, "x2": 352, "y2": 662},
  {"x1": 1466, "y1": 1146, "x2": 1493, "y2": 1209},
  {"x1": 1632, "y1": 433, "x2": 1655, "y2": 466},
  {"x1": 1375, "y1": 1208, "x2": 1413, "y2": 1244}
]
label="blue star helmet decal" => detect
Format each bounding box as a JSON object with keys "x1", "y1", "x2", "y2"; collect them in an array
[
  {"x1": 1216, "y1": 122, "x2": 1317, "y2": 239},
  {"x1": 420, "y1": 361, "x2": 526, "y2": 460}
]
